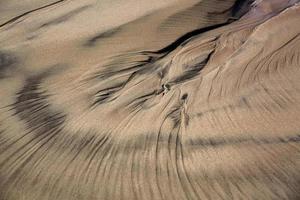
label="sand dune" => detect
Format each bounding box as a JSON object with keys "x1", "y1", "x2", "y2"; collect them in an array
[{"x1": 0, "y1": 0, "x2": 300, "y2": 199}]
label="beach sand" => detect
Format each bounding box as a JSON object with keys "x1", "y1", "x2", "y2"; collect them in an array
[{"x1": 0, "y1": 0, "x2": 300, "y2": 199}]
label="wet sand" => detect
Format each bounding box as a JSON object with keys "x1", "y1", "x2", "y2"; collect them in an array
[{"x1": 0, "y1": 0, "x2": 300, "y2": 199}]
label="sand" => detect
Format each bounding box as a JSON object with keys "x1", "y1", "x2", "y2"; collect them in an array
[{"x1": 0, "y1": 0, "x2": 300, "y2": 199}]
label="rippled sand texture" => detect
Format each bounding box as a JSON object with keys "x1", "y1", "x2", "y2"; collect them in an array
[{"x1": 1, "y1": 0, "x2": 300, "y2": 199}]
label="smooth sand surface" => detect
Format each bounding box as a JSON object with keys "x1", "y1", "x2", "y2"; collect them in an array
[{"x1": 0, "y1": 0, "x2": 300, "y2": 199}]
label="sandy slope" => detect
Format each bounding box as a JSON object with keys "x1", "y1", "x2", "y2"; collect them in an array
[{"x1": 0, "y1": 0, "x2": 300, "y2": 199}]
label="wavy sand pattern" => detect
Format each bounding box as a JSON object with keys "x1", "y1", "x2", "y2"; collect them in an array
[{"x1": 0, "y1": 0, "x2": 300, "y2": 199}]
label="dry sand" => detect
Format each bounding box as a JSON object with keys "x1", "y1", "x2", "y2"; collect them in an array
[{"x1": 0, "y1": 0, "x2": 300, "y2": 199}]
